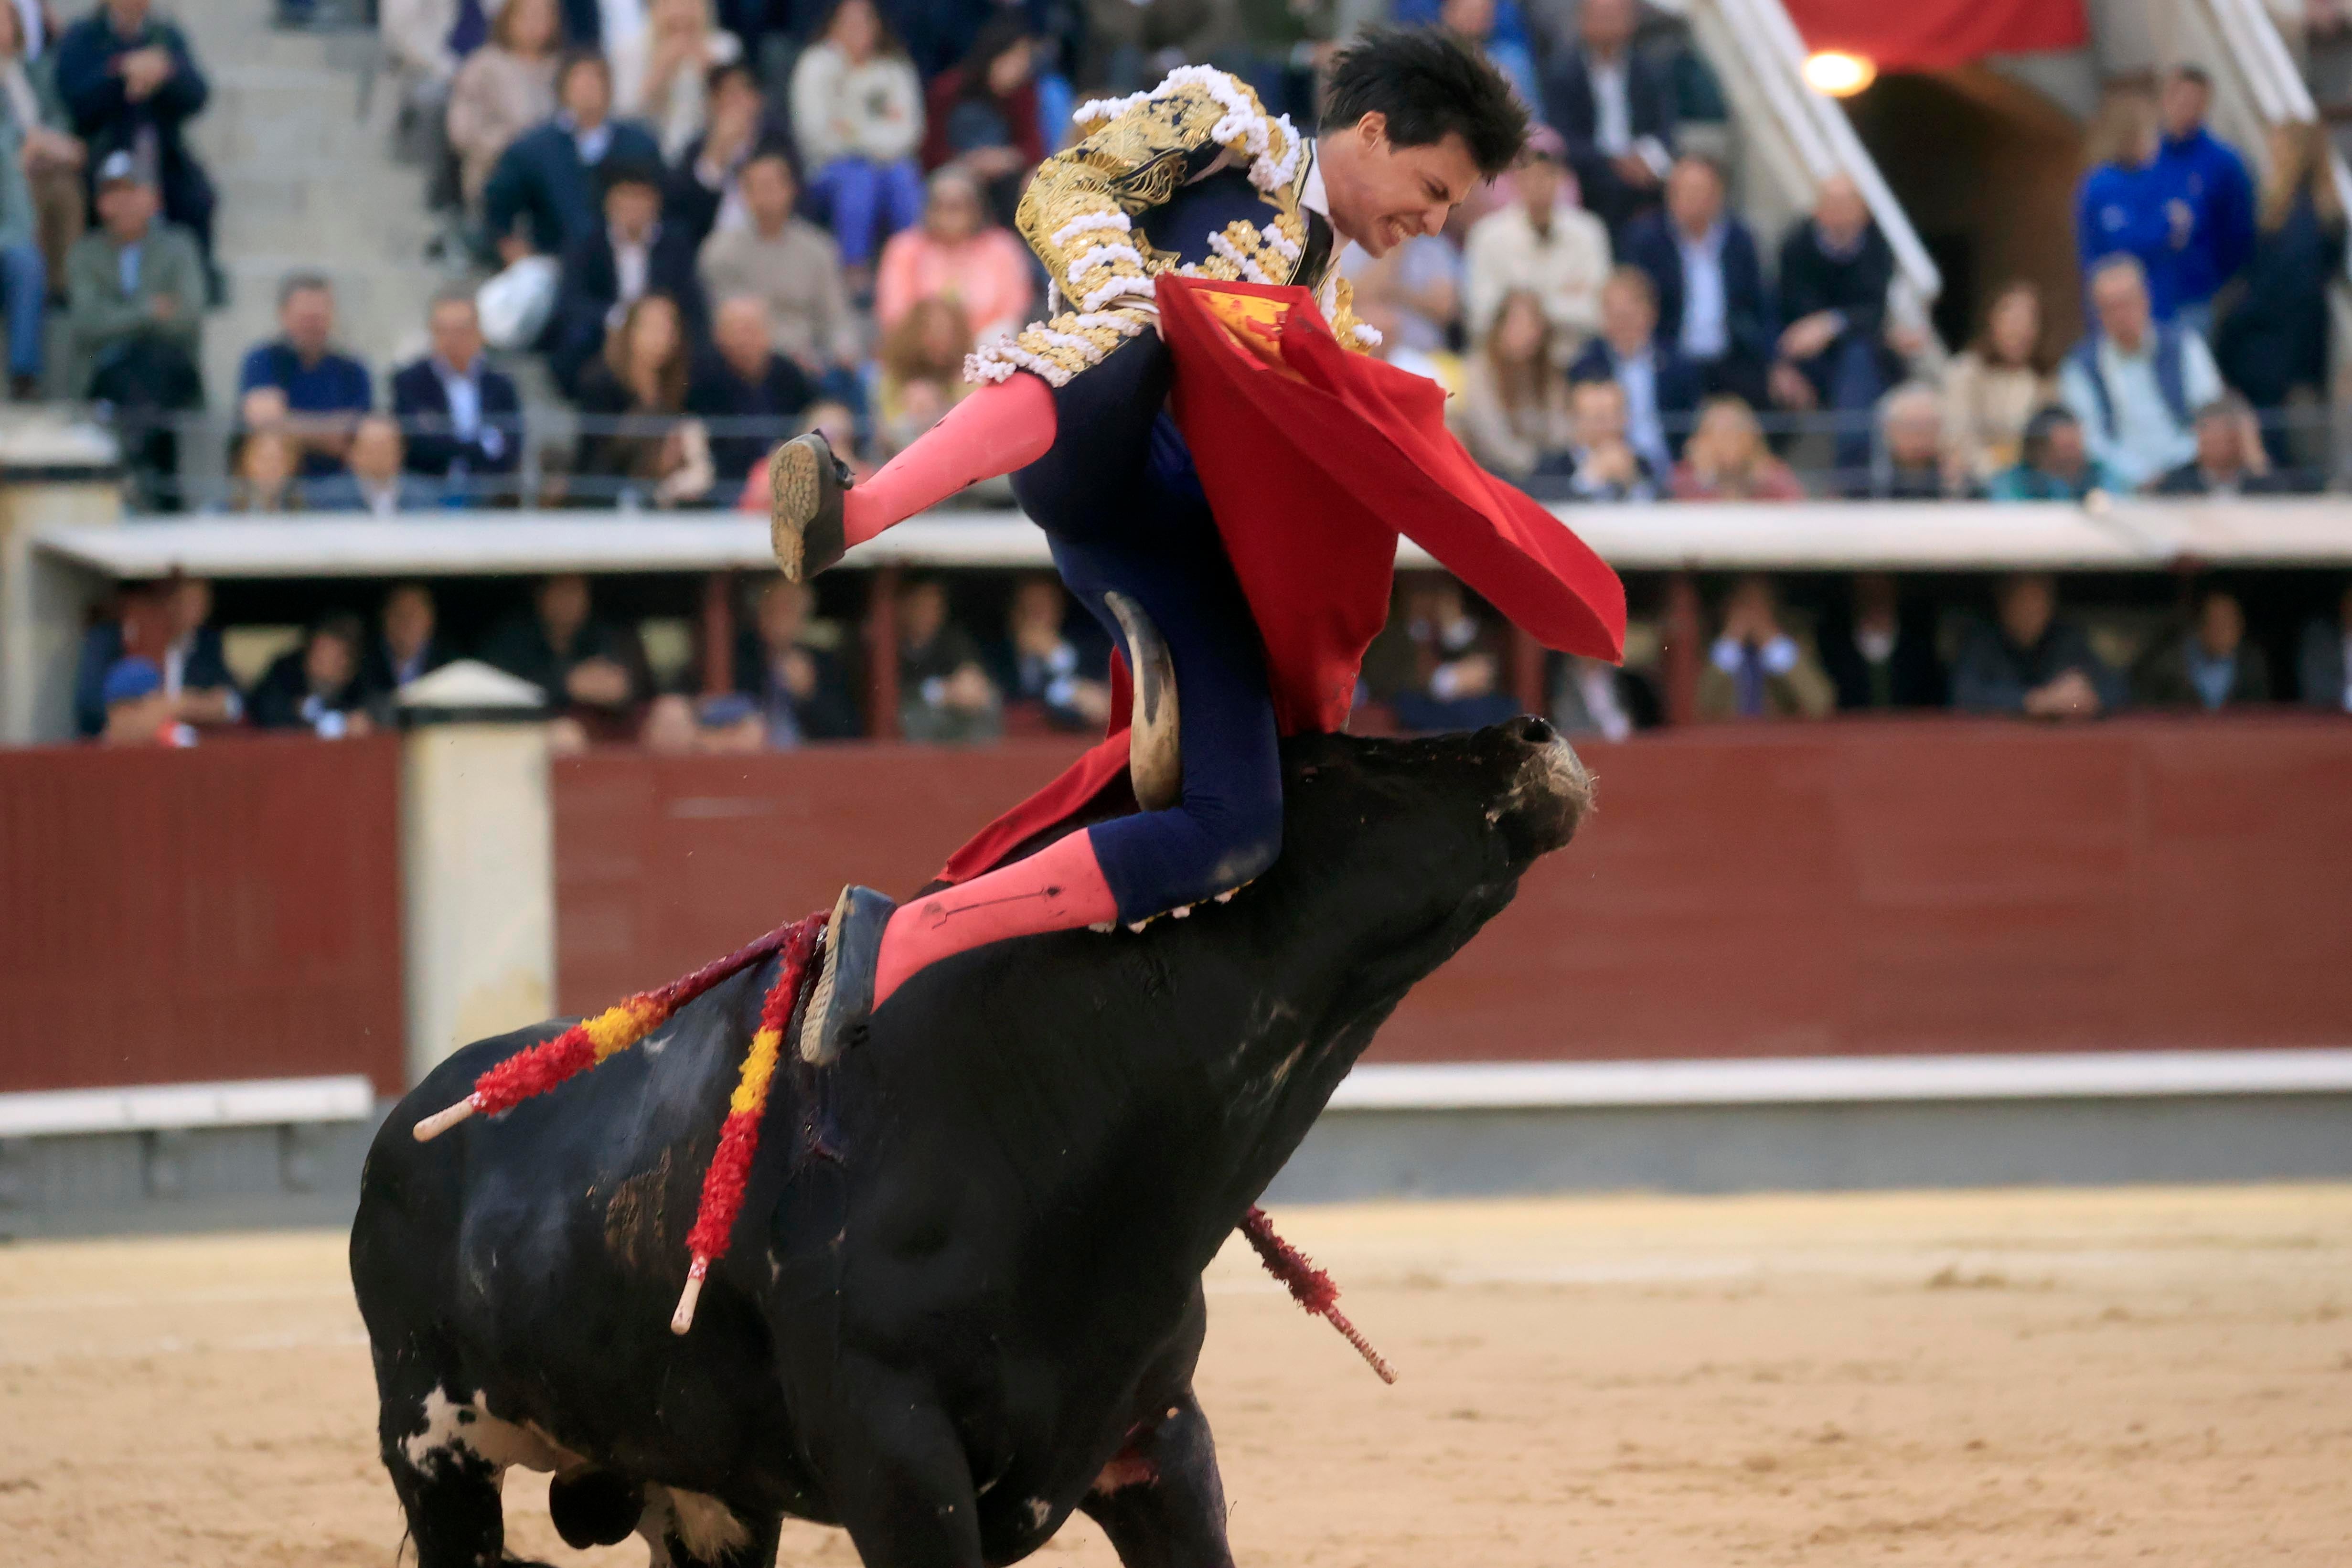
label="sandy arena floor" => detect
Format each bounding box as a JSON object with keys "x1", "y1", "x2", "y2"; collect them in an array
[{"x1": 3, "y1": 1186, "x2": 2350, "y2": 1566}]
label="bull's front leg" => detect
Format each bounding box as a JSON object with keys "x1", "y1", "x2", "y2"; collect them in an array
[
  {"x1": 1078, "y1": 1389, "x2": 1236, "y2": 1568},
  {"x1": 805, "y1": 1358, "x2": 984, "y2": 1568}
]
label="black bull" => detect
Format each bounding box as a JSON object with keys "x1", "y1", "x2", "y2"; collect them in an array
[{"x1": 352, "y1": 719, "x2": 1592, "y2": 1568}]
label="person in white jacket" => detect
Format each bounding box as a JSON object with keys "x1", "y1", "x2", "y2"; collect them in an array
[
  {"x1": 790, "y1": 0, "x2": 925, "y2": 276},
  {"x1": 1461, "y1": 133, "x2": 1611, "y2": 357}
]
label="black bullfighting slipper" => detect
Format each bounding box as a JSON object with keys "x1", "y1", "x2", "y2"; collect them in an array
[
  {"x1": 799, "y1": 884, "x2": 896, "y2": 1065},
  {"x1": 767, "y1": 431, "x2": 853, "y2": 583}
]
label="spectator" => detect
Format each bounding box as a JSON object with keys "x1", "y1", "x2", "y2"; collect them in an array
[
  {"x1": 661, "y1": 60, "x2": 779, "y2": 250},
  {"x1": 2061, "y1": 255, "x2": 2223, "y2": 491},
  {"x1": 1622, "y1": 155, "x2": 1772, "y2": 407},
  {"x1": 2134, "y1": 586, "x2": 2270, "y2": 710},
  {"x1": 574, "y1": 291, "x2": 715, "y2": 505},
  {"x1": 639, "y1": 690, "x2": 767, "y2": 752},
  {"x1": 1340, "y1": 226, "x2": 1463, "y2": 359},
  {"x1": 0, "y1": 1, "x2": 83, "y2": 315},
  {"x1": 359, "y1": 582, "x2": 455, "y2": 705},
  {"x1": 66, "y1": 151, "x2": 202, "y2": 488},
  {"x1": 0, "y1": 73, "x2": 41, "y2": 397},
  {"x1": 2216, "y1": 120, "x2": 2346, "y2": 472},
  {"x1": 1770, "y1": 173, "x2": 1914, "y2": 482},
  {"x1": 96, "y1": 656, "x2": 190, "y2": 745},
  {"x1": 479, "y1": 572, "x2": 651, "y2": 727},
  {"x1": 1864, "y1": 381, "x2": 1962, "y2": 501},
  {"x1": 53, "y1": 0, "x2": 214, "y2": 273},
  {"x1": 1951, "y1": 571, "x2": 2122, "y2": 719},
  {"x1": 1987, "y1": 405, "x2": 2116, "y2": 502},
  {"x1": 920, "y1": 16, "x2": 1042, "y2": 227},
  {"x1": 1549, "y1": 653, "x2": 1652, "y2": 742},
  {"x1": 2297, "y1": 581, "x2": 2352, "y2": 712},
  {"x1": 875, "y1": 294, "x2": 973, "y2": 459},
  {"x1": 482, "y1": 50, "x2": 663, "y2": 260},
  {"x1": 2154, "y1": 395, "x2": 2295, "y2": 496},
  {"x1": 1568, "y1": 264, "x2": 1700, "y2": 479},
  {"x1": 1460, "y1": 133, "x2": 1610, "y2": 352},
  {"x1": 73, "y1": 575, "x2": 237, "y2": 737},
  {"x1": 2151, "y1": 64, "x2": 2254, "y2": 340},
  {"x1": 1817, "y1": 571, "x2": 1946, "y2": 711},
  {"x1": 551, "y1": 152, "x2": 704, "y2": 391},
  {"x1": 1078, "y1": 0, "x2": 1222, "y2": 99},
  {"x1": 307, "y1": 414, "x2": 443, "y2": 514},
  {"x1": 733, "y1": 574, "x2": 860, "y2": 744},
  {"x1": 1696, "y1": 573, "x2": 1833, "y2": 721},
  {"x1": 1363, "y1": 575, "x2": 1522, "y2": 733},
  {"x1": 1439, "y1": 0, "x2": 1538, "y2": 111},
  {"x1": 994, "y1": 572, "x2": 1109, "y2": 731},
  {"x1": 688, "y1": 293, "x2": 815, "y2": 484},
  {"x1": 381, "y1": 0, "x2": 492, "y2": 211},
  {"x1": 1669, "y1": 395, "x2": 1803, "y2": 501},
  {"x1": 1539, "y1": 0, "x2": 1672, "y2": 239},
  {"x1": 619, "y1": 0, "x2": 741, "y2": 159},
  {"x1": 1458, "y1": 288, "x2": 1571, "y2": 480},
  {"x1": 874, "y1": 165, "x2": 1032, "y2": 342},
  {"x1": 392, "y1": 290, "x2": 524, "y2": 500},
  {"x1": 699, "y1": 148, "x2": 861, "y2": 386},
  {"x1": 251, "y1": 613, "x2": 374, "y2": 737},
  {"x1": 1943, "y1": 281, "x2": 2056, "y2": 486},
  {"x1": 226, "y1": 426, "x2": 300, "y2": 512},
  {"x1": 1558, "y1": 375, "x2": 1656, "y2": 501},
  {"x1": 2076, "y1": 90, "x2": 2180, "y2": 321},
  {"x1": 1222, "y1": 0, "x2": 1334, "y2": 124},
  {"x1": 238, "y1": 273, "x2": 374, "y2": 479},
  {"x1": 790, "y1": 0, "x2": 924, "y2": 279},
  {"x1": 446, "y1": 0, "x2": 563, "y2": 212},
  {"x1": 895, "y1": 574, "x2": 1000, "y2": 743}
]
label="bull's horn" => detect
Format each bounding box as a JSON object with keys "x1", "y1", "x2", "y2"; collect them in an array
[{"x1": 1104, "y1": 591, "x2": 1179, "y2": 813}]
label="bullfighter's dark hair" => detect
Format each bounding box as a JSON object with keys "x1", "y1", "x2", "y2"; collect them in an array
[{"x1": 1320, "y1": 29, "x2": 1529, "y2": 179}]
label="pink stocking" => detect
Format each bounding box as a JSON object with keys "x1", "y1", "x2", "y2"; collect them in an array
[
  {"x1": 872, "y1": 830, "x2": 1117, "y2": 1009},
  {"x1": 844, "y1": 373, "x2": 1058, "y2": 547}
]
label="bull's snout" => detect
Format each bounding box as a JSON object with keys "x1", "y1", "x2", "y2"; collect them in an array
[{"x1": 1491, "y1": 716, "x2": 1593, "y2": 854}]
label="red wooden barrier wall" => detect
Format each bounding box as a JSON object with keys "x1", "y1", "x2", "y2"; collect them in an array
[
  {"x1": 554, "y1": 721, "x2": 2352, "y2": 1060},
  {"x1": 0, "y1": 736, "x2": 406, "y2": 1094}
]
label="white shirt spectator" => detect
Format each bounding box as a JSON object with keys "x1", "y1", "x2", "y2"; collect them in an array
[
  {"x1": 1611, "y1": 346, "x2": 1666, "y2": 476},
  {"x1": 789, "y1": 43, "x2": 923, "y2": 167},
  {"x1": 1676, "y1": 222, "x2": 1729, "y2": 361},
  {"x1": 1588, "y1": 55, "x2": 1632, "y2": 156},
  {"x1": 1462, "y1": 198, "x2": 1612, "y2": 350},
  {"x1": 2058, "y1": 329, "x2": 2222, "y2": 491}
]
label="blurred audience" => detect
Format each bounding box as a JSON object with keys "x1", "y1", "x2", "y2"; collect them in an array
[
  {"x1": 2077, "y1": 90, "x2": 2176, "y2": 321},
  {"x1": 1364, "y1": 575, "x2": 1521, "y2": 733},
  {"x1": 1550, "y1": 652, "x2": 1651, "y2": 742},
  {"x1": 227, "y1": 426, "x2": 300, "y2": 512},
  {"x1": 1943, "y1": 281, "x2": 2055, "y2": 487},
  {"x1": 733, "y1": 575, "x2": 860, "y2": 743},
  {"x1": 1458, "y1": 288, "x2": 1571, "y2": 481},
  {"x1": 55, "y1": 0, "x2": 214, "y2": 270},
  {"x1": 920, "y1": 16, "x2": 1041, "y2": 226},
  {"x1": 1568, "y1": 265, "x2": 1698, "y2": 478},
  {"x1": 309, "y1": 414, "x2": 441, "y2": 513},
  {"x1": 1770, "y1": 173, "x2": 1909, "y2": 480},
  {"x1": 791, "y1": 0, "x2": 925, "y2": 277},
  {"x1": 1461, "y1": 133, "x2": 1609, "y2": 352},
  {"x1": 2150, "y1": 65, "x2": 2253, "y2": 339},
  {"x1": 1951, "y1": 571, "x2": 2122, "y2": 720},
  {"x1": 251, "y1": 612, "x2": 373, "y2": 736},
  {"x1": 1817, "y1": 571, "x2": 1946, "y2": 711},
  {"x1": 2216, "y1": 120, "x2": 2345, "y2": 470},
  {"x1": 661, "y1": 60, "x2": 775, "y2": 250},
  {"x1": 2133, "y1": 586, "x2": 2270, "y2": 710},
  {"x1": 74, "y1": 576, "x2": 237, "y2": 738},
  {"x1": 573, "y1": 291, "x2": 715, "y2": 505},
  {"x1": 688, "y1": 292, "x2": 816, "y2": 485},
  {"x1": 1862, "y1": 381, "x2": 1962, "y2": 501},
  {"x1": 619, "y1": 0, "x2": 741, "y2": 160},
  {"x1": 1559, "y1": 374, "x2": 1655, "y2": 501},
  {"x1": 1540, "y1": 0, "x2": 1672, "y2": 239},
  {"x1": 895, "y1": 574, "x2": 1000, "y2": 742},
  {"x1": 239, "y1": 272, "x2": 373, "y2": 479},
  {"x1": 1343, "y1": 223, "x2": 1463, "y2": 359},
  {"x1": 483, "y1": 51, "x2": 662, "y2": 261},
  {"x1": 1439, "y1": 0, "x2": 1537, "y2": 111},
  {"x1": 446, "y1": 0, "x2": 563, "y2": 211},
  {"x1": 874, "y1": 166, "x2": 1031, "y2": 342},
  {"x1": 874, "y1": 294, "x2": 972, "y2": 459},
  {"x1": 994, "y1": 573, "x2": 1110, "y2": 731},
  {"x1": 0, "y1": 1, "x2": 87, "y2": 295},
  {"x1": 360, "y1": 582, "x2": 455, "y2": 704},
  {"x1": 480, "y1": 572, "x2": 651, "y2": 727},
  {"x1": 1623, "y1": 154, "x2": 1770, "y2": 408},
  {"x1": 1988, "y1": 405, "x2": 2115, "y2": 502},
  {"x1": 2298, "y1": 581, "x2": 2352, "y2": 713},
  {"x1": 1669, "y1": 395, "x2": 1802, "y2": 501},
  {"x1": 68, "y1": 153, "x2": 202, "y2": 488},
  {"x1": 2154, "y1": 395, "x2": 2293, "y2": 496},
  {"x1": 551, "y1": 152, "x2": 704, "y2": 391},
  {"x1": 698, "y1": 147, "x2": 861, "y2": 386},
  {"x1": 2061, "y1": 255, "x2": 2221, "y2": 492},
  {"x1": 1697, "y1": 573, "x2": 1832, "y2": 721},
  {"x1": 392, "y1": 291, "x2": 524, "y2": 499}
]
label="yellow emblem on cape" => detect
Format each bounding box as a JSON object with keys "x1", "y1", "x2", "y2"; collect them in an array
[{"x1": 1196, "y1": 287, "x2": 1305, "y2": 379}]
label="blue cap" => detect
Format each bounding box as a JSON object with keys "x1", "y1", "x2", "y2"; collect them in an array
[{"x1": 101, "y1": 656, "x2": 162, "y2": 706}]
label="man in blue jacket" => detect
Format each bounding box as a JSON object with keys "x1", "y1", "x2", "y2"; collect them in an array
[
  {"x1": 1619, "y1": 153, "x2": 1773, "y2": 409},
  {"x1": 392, "y1": 292, "x2": 525, "y2": 503},
  {"x1": 2151, "y1": 65, "x2": 2253, "y2": 339},
  {"x1": 53, "y1": 0, "x2": 214, "y2": 274}
]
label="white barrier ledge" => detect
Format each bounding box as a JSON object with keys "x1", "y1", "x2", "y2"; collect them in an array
[
  {"x1": 1329, "y1": 1050, "x2": 2352, "y2": 1110},
  {"x1": 0, "y1": 1075, "x2": 378, "y2": 1139}
]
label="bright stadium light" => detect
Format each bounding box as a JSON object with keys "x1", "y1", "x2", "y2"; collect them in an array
[{"x1": 1803, "y1": 50, "x2": 1877, "y2": 97}]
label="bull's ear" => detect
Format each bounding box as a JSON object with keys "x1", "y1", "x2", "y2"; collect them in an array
[{"x1": 1106, "y1": 591, "x2": 1180, "y2": 814}]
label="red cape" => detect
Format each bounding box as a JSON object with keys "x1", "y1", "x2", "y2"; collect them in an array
[{"x1": 939, "y1": 276, "x2": 1625, "y2": 884}]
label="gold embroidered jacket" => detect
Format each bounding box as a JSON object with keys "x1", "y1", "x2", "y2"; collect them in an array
[{"x1": 966, "y1": 65, "x2": 1379, "y2": 387}]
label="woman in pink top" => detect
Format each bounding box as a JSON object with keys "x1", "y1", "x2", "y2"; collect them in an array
[{"x1": 874, "y1": 167, "x2": 1036, "y2": 345}]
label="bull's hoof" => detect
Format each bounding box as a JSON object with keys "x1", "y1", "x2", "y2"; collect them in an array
[
  {"x1": 548, "y1": 1469, "x2": 644, "y2": 1550},
  {"x1": 768, "y1": 432, "x2": 851, "y2": 582},
  {"x1": 1104, "y1": 591, "x2": 1180, "y2": 813},
  {"x1": 800, "y1": 885, "x2": 896, "y2": 1065}
]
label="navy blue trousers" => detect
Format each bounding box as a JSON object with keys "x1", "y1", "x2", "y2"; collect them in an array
[{"x1": 1010, "y1": 330, "x2": 1283, "y2": 923}]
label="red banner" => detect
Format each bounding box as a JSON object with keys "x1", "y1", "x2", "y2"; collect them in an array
[{"x1": 1784, "y1": 0, "x2": 2087, "y2": 73}]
